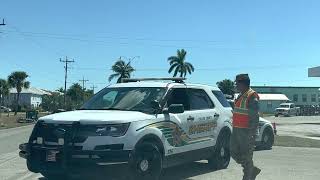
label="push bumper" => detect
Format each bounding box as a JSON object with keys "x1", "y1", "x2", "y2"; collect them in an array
[{"x1": 19, "y1": 143, "x2": 132, "y2": 173}]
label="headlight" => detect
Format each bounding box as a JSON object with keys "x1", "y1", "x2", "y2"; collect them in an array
[{"x1": 94, "y1": 123, "x2": 130, "y2": 137}]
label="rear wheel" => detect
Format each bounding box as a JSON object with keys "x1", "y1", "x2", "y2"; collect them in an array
[
  {"x1": 129, "y1": 142, "x2": 163, "y2": 180},
  {"x1": 208, "y1": 131, "x2": 231, "y2": 170}
]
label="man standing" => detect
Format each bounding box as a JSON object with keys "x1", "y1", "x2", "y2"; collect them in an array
[{"x1": 231, "y1": 74, "x2": 261, "y2": 180}]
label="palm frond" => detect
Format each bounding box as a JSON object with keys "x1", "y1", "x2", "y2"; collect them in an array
[
  {"x1": 168, "y1": 63, "x2": 179, "y2": 73},
  {"x1": 173, "y1": 65, "x2": 181, "y2": 77},
  {"x1": 108, "y1": 73, "x2": 120, "y2": 82}
]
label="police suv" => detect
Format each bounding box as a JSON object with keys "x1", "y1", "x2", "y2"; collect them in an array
[{"x1": 19, "y1": 78, "x2": 233, "y2": 180}]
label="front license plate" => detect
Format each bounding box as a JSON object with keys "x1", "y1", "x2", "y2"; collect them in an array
[{"x1": 46, "y1": 150, "x2": 59, "y2": 162}]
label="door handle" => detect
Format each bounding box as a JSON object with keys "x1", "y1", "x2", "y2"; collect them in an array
[
  {"x1": 214, "y1": 113, "x2": 220, "y2": 118},
  {"x1": 187, "y1": 116, "x2": 195, "y2": 121}
]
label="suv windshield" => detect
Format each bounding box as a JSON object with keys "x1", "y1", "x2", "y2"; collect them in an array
[
  {"x1": 81, "y1": 87, "x2": 166, "y2": 114},
  {"x1": 280, "y1": 104, "x2": 290, "y2": 108}
]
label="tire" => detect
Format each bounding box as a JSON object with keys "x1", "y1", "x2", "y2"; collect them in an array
[
  {"x1": 40, "y1": 172, "x2": 69, "y2": 180},
  {"x1": 275, "y1": 114, "x2": 278, "y2": 117},
  {"x1": 260, "y1": 128, "x2": 274, "y2": 150},
  {"x1": 129, "y1": 142, "x2": 163, "y2": 180},
  {"x1": 208, "y1": 131, "x2": 231, "y2": 170}
]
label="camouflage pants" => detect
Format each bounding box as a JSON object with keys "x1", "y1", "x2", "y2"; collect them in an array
[{"x1": 230, "y1": 128, "x2": 257, "y2": 179}]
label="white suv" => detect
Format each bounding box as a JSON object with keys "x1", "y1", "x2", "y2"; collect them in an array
[{"x1": 19, "y1": 78, "x2": 233, "y2": 180}]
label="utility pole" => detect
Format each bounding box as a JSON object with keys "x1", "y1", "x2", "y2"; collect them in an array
[
  {"x1": 79, "y1": 76, "x2": 89, "y2": 90},
  {"x1": 79, "y1": 77, "x2": 89, "y2": 102},
  {"x1": 60, "y1": 56, "x2": 74, "y2": 107},
  {"x1": 91, "y1": 84, "x2": 98, "y2": 94}
]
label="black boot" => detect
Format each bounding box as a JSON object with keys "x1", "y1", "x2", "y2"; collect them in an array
[{"x1": 251, "y1": 166, "x2": 261, "y2": 180}]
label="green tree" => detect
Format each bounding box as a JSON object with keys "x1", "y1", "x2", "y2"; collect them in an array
[
  {"x1": 0, "y1": 79, "x2": 9, "y2": 106},
  {"x1": 7, "y1": 71, "x2": 30, "y2": 115},
  {"x1": 0, "y1": 79, "x2": 9, "y2": 117},
  {"x1": 41, "y1": 93, "x2": 64, "y2": 112},
  {"x1": 108, "y1": 59, "x2": 135, "y2": 83},
  {"x1": 66, "y1": 83, "x2": 83, "y2": 110},
  {"x1": 216, "y1": 79, "x2": 236, "y2": 98},
  {"x1": 56, "y1": 87, "x2": 64, "y2": 93},
  {"x1": 168, "y1": 49, "x2": 194, "y2": 77}
]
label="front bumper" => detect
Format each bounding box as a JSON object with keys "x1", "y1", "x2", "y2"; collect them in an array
[{"x1": 19, "y1": 143, "x2": 132, "y2": 173}]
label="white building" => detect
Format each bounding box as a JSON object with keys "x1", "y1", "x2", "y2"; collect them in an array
[{"x1": 7, "y1": 87, "x2": 51, "y2": 109}]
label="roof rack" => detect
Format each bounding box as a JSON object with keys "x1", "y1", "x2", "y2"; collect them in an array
[{"x1": 121, "y1": 77, "x2": 186, "y2": 83}]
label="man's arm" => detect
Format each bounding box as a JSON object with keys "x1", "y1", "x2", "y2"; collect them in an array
[{"x1": 248, "y1": 95, "x2": 260, "y2": 129}]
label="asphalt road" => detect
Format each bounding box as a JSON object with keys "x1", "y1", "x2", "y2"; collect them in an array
[{"x1": 1, "y1": 125, "x2": 320, "y2": 180}]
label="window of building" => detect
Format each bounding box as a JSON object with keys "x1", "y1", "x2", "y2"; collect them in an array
[
  {"x1": 293, "y1": 94, "x2": 298, "y2": 102},
  {"x1": 302, "y1": 94, "x2": 307, "y2": 102},
  {"x1": 267, "y1": 101, "x2": 272, "y2": 108},
  {"x1": 311, "y1": 94, "x2": 316, "y2": 102}
]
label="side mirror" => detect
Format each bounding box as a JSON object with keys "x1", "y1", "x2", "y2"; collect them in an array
[{"x1": 163, "y1": 104, "x2": 184, "y2": 114}]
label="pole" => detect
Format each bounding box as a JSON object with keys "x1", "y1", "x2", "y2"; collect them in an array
[
  {"x1": 91, "y1": 85, "x2": 98, "y2": 94},
  {"x1": 60, "y1": 56, "x2": 74, "y2": 108},
  {"x1": 79, "y1": 77, "x2": 89, "y2": 102}
]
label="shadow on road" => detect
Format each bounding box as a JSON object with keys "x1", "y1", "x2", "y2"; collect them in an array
[{"x1": 37, "y1": 161, "x2": 221, "y2": 180}]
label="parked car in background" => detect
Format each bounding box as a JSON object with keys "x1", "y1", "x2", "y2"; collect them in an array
[
  {"x1": 275, "y1": 103, "x2": 300, "y2": 117},
  {"x1": 0, "y1": 106, "x2": 12, "y2": 113}
]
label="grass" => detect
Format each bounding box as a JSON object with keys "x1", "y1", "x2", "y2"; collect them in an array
[{"x1": 0, "y1": 112, "x2": 49, "y2": 130}]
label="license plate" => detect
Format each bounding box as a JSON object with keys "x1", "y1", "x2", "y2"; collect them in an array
[{"x1": 46, "y1": 150, "x2": 59, "y2": 162}]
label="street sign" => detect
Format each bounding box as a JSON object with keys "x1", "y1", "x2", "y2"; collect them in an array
[{"x1": 308, "y1": 66, "x2": 320, "y2": 77}]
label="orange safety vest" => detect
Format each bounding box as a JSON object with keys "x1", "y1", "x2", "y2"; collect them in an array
[{"x1": 233, "y1": 88, "x2": 259, "y2": 128}]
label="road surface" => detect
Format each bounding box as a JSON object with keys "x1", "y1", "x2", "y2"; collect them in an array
[{"x1": 1, "y1": 125, "x2": 320, "y2": 180}]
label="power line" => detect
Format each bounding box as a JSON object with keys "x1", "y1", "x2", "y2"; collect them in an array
[{"x1": 60, "y1": 56, "x2": 75, "y2": 107}]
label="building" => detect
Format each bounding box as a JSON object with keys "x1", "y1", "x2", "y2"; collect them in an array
[
  {"x1": 252, "y1": 86, "x2": 320, "y2": 106},
  {"x1": 234, "y1": 93, "x2": 289, "y2": 114},
  {"x1": 6, "y1": 87, "x2": 51, "y2": 109},
  {"x1": 258, "y1": 94, "x2": 289, "y2": 114}
]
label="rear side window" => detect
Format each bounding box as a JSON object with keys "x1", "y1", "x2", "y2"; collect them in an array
[
  {"x1": 212, "y1": 90, "x2": 231, "y2": 107},
  {"x1": 188, "y1": 89, "x2": 214, "y2": 110}
]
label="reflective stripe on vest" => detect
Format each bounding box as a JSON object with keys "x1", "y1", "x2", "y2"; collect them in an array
[{"x1": 233, "y1": 89, "x2": 259, "y2": 128}]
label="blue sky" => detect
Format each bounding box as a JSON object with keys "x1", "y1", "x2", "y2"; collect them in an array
[{"x1": 1, "y1": 0, "x2": 320, "y2": 92}]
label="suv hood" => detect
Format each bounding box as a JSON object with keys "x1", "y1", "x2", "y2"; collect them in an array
[{"x1": 39, "y1": 110, "x2": 154, "y2": 124}]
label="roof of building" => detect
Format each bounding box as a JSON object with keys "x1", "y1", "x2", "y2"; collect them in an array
[
  {"x1": 235, "y1": 93, "x2": 289, "y2": 101},
  {"x1": 10, "y1": 87, "x2": 52, "y2": 95},
  {"x1": 258, "y1": 93, "x2": 289, "y2": 101}
]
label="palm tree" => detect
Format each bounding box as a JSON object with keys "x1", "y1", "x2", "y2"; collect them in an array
[
  {"x1": 7, "y1": 71, "x2": 30, "y2": 115},
  {"x1": 0, "y1": 79, "x2": 9, "y2": 106},
  {"x1": 108, "y1": 59, "x2": 135, "y2": 83},
  {"x1": 0, "y1": 79, "x2": 9, "y2": 117},
  {"x1": 168, "y1": 49, "x2": 194, "y2": 77}
]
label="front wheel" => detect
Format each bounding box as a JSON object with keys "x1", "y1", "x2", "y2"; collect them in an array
[
  {"x1": 129, "y1": 142, "x2": 163, "y2": 180},
  {"x1": 208, "y1": 131, "x2": 231, "y2": 170}
]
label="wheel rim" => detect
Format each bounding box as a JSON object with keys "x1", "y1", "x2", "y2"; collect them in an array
[
  {"x1": 220, "y1": 147, "x2": 225, "y2": 157},
  {"x1": 139, "y1": 159, "x2": 149, "y2": 172},
  {"x1": 264, "y1": 134, "x2": 269, "y2": 143}
]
